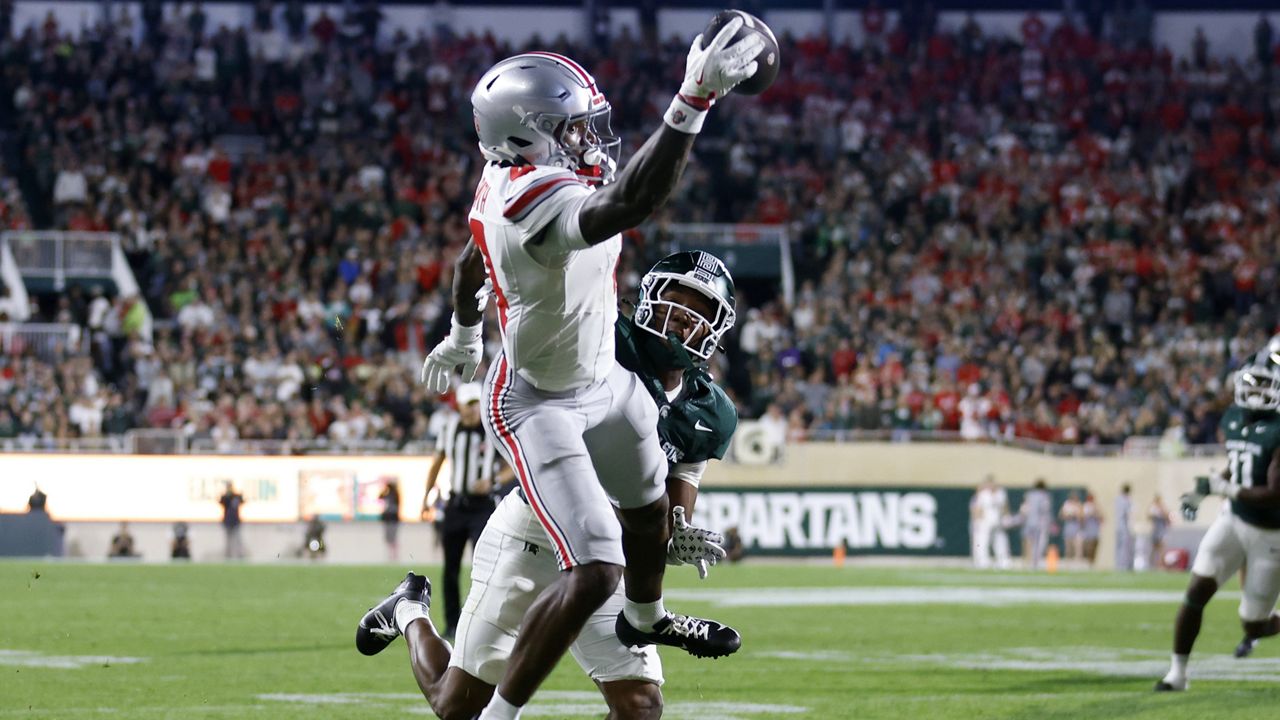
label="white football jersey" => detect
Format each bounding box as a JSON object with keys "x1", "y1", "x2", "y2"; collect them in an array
[
  {"x1": 975, "y1": 487, "x2": 1007, "y2": 523},
  {"x1": 469, "y1": 162, "x2": 621, "y2": 392}
]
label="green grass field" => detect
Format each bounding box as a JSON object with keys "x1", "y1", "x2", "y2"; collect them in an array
[{"x1": 3, "y1": 560, "x2": 1279, "y2": 719}]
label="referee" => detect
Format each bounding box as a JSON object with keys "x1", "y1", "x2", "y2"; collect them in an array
[{"x1": 423, "y1": 382, "x2": 512, "y2": 637}]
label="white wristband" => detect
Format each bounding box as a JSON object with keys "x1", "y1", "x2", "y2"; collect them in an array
[
  {"x1": 663, "y1": 95, "x2": 711, "y2": 135},
  {"x1": 449, "y1": 315, "x2": 482, "y2": 344}
]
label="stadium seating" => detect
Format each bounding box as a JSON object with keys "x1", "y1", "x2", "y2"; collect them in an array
[{"x1": 0, "y1": 5, "x2": 1276, "y2": 450}]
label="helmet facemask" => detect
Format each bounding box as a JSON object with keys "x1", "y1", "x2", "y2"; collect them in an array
[
  {"x1": 635, "y1": 274, "x2": 736, "y2": 362},
  {"x1": 561, "y1": 108, "x2": 620, "y2": 185},
  {"x1": 519, "y1": 104, "x2": 620, "y2": 185},
  {"x1": 1235, "y1": 363, "x2": 1280, "y2": 412}
]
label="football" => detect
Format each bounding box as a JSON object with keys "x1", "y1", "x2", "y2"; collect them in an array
[{"x1": 702, "y1": 9, "x2": 780, "y2": 96}]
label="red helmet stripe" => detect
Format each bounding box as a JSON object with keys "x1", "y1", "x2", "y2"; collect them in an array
[{"x1": 523, "y1": 51, "x2": 598, "y2": 95}]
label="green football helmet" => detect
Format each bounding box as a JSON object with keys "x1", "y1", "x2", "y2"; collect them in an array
[
  {"x1": 634, "y1": 251, "x2": 737, "y2": 361},
  {"x1": 1234, "y1": 335, "x2": 1280, "y2": 412}
]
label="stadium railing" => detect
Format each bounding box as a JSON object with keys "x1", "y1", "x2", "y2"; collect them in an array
[
  {"x1": 4, "y1": 231, "x2": 117, "y2": 291},
  {"x1": 0, "y1": 435, "x2": 127, "y2": 453},
  {"x1": 802, "y1": 428, "x2": 1223, "y2": 459},
  {"x1": 2, "y1": 231, "x2": 147, "y2": 324},
  {"x1": 0, "y1": 430, "x2": 1218, "y2": 459},
  {"x1": 0, "y1": 322, "x2": 86, "y2": 360},
  {"x1": 185, "y1": 437, "x2": 437, "y2": 456}
]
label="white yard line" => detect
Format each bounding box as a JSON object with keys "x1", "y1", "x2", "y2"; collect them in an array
[
  {"x1": 762, "y1": 646, "x2": 1280, "y2": 684},
  {"x1": 259, "y1": 691, "x2": 807, "y2": 719},
  {"x1": 664, "y1": 586, "x2": 1239, "y2": 607},
  {"x1": 0, "y1": 649, "x2": 146, "y2": 669}
]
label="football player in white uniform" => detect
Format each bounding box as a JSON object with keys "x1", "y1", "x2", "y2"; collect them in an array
[
  {"x1": 354, "y1": 254, "x2": 740, "y2": 720},
  {"x1": 1155, "y1": 338, "x2": 1280, "y2": 691},
  {"x1": 357, "y1": 20, "x2": 764, "y2": 720}
]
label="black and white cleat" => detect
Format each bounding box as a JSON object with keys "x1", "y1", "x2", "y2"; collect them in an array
[
  {"x1": 355, "y1": 572, "x2": 431, "y2": 656},
  {"x1": 615, "y1": 611, "x2": 742, "y2": 659}
]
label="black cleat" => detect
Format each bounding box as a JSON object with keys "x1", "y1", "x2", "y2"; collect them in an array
[
  {"x1": 615, "y1": 612, "x2": 742, "y2": 659},
  {"x1": 355, "y1": 572, "x2": 430, "y2": 656},
  {"x1": 1235, "y1": 636, "x2": 1259, "y2": 658},
  {"x1": 1153, "y1": 679, "x2": 1187, "y2": 692}
]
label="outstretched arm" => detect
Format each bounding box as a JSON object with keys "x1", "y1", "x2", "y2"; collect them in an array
[
  {"x1": 578, "y1": 126, "x2": 696, "y2": 243},
  {"x1": 577, "y1": 17, "x2": 763, "y2": 245}
]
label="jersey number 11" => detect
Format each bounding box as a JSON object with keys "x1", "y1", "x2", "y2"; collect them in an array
[{"x1": 1228, "y1": 448, "x2": 1255, "y2": 488}]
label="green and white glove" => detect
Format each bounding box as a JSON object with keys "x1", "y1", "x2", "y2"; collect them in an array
[
  {"x1": 1179, "y1": 490, "x2": 1204, "y2": 521},
  {"x1": 666, "y1": 506, "x2": 726, "y2": 580}
]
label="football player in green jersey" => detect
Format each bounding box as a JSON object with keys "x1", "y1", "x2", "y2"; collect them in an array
[
  {"x1": 1156, "y1": 337, "x2": 1280, "y2": 691},
  {"x1": 613, "y1": 250, "x2": 739, "y2": 566},
  {"x1": 355, "y1": 252, "x2": 739, "y2": 720}
]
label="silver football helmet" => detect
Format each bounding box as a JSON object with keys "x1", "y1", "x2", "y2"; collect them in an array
[
  {"x1": 471, "y1": 52, "x2": 620, "y2": 183},
  {"x1": 1235, "y1": 335, "x2": 1280, "y2": 412}
]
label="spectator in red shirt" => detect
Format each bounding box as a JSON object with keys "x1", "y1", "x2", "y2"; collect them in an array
[{"x1": 831, "y1": 339, "x2": 857, "y2": 380}]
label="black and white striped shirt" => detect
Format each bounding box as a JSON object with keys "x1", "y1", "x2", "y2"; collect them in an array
[{"x1": 436, "y1": 417, "x2": 499, "y2": 496}]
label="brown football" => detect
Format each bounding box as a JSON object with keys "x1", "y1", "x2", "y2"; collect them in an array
[{"x1": 701, "y1": 10, "x2": 780, "y2": 96}]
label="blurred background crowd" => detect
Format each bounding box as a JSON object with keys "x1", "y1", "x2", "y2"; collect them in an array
[{"x1": 2, "y1": 1, "x2": 1279, "y2": 451}]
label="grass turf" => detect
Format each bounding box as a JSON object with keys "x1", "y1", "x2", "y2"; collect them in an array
[{"x1": 2, "y1": 561, "x2": 1279, "y2": 719}]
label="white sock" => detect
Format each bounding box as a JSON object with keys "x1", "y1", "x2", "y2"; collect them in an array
[
  {"x1": 1164, "y1": 653, "x2": 1189, "y2": 683},
  {"x1": 478, "y1": 691, "x2": 523, "y2": 720},
  {"x1": 393, "y1": 598, "x2": 428, "y2": 635},
  {"x1": 623, "y1": 598, "x2": 667, "y2": 632}
]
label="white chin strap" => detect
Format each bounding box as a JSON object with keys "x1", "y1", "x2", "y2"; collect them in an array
[{"x1": 581, "y1": 147, "x2": 604, "y2": 166}]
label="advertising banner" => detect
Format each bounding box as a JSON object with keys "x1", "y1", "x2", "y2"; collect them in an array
[
  {"x1": 0, "y1": 455, "x2": 435, "y2": 522},
  {"x1": 689, "y1": 486, "x2": 1083, "y2": 557},
  {"x1": 689, "y1": 486, "x2": 957, "y2": 556}
]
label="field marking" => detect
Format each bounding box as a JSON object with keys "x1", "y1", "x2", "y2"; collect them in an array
[
  {"x1": 664, "y1": 586, "x2": 1238, "y2": 607},
  {"x1": 257, "y1": 692, "x2": 413, "y2": 705},
  {"x1": 930, "y1": 646, "x2": 1280, "y2": 684},
  {"x1": 913, "y1": 572, "x2": 1162, "y2": 586},
  {"x1": 763, "y1": 645, "x2": 1280, "y2": 684},
  {"x1": 0, "y1": 706, "x2": 267, "y2": 717},
  {"x1": 0, "y1": 649, "x2": 146, "y2": 669},
  {"x1": 758, "y1": 650, "x2": 857, "y2": 662},
  {"x1": 259, "y1": 690, "x2": 806, "y2": 718}
]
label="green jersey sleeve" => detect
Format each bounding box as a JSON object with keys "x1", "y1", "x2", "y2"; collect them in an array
[
  {"x1": 660, "y1": 375, "x2": 738, "y2": 464},
  {"x1": 614, "y1": 314, "x2": 738, "y2": 464}
]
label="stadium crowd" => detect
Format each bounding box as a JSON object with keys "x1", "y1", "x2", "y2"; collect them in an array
[{"x1": 1, "y1": 2, "x2": 1280, "y2": 450}]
